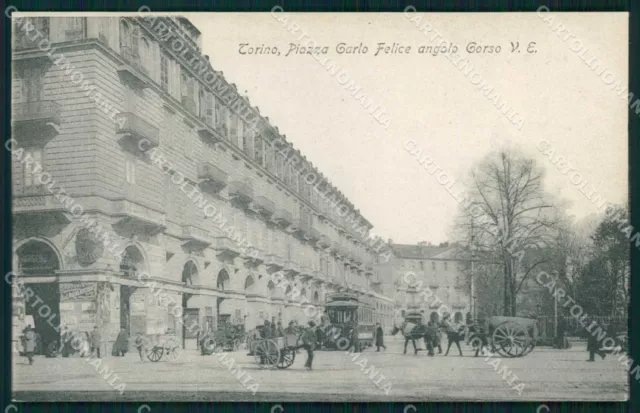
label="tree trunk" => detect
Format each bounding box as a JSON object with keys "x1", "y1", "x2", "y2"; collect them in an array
[{"x1": 503, "y1": 262, "x2": 510, "y2": 316}]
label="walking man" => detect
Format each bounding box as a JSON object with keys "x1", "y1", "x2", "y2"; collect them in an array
[
  {"x1": 23, "y1": 325, "x2": 37, "y2": 365},
  {"x1": 134, "y1": 333, "x2": 146, "y2": 363},
  {"x1": 374, "y1": 323, "x2": 386, "y2": 351},
  {"x1": 587, "y1": 328, "x2": 606, "y2": 362},
  {"x1": 301, "y1": 321, "x2": 317, "y2": 370},
  {"x1": 90, "y1": 326, "x2": 102, "y2": 358},
  {"x1": 428, "y1": 320, "x2": 442, "y2": 354}
]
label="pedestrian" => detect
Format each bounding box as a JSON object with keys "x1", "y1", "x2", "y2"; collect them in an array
[
  {"x1": 90, "y1": 326, "x2": 102, "y2": 358},
  {"x1": 440, "y1": 314, "x2": 463, "y2": 356},
  {"x1": 134, "y1": 333, "x2": 146, "y2": 363},
  {"x1": 587, "y1": 326, "x2": 606, "y2": 362},
  {"x1": 23, "y1": 325, "x2": 37, "y2": 365},
  {"x1": 276, "y1": 321, "x2": 284, "y2": 337},
  {"x1": 427, "y1": 320, "x2": 442, "y2": 354},
  {"x1": 301, "y1": 321, "x2": 317, "y2": 370},
  {"x1": 375, "y1": 323, "x2": 386, "y2": 351},
  {"x1": 112, "y1": 327, "x2": 129, "y2": 356}
]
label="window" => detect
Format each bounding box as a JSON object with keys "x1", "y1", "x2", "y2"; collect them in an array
[
  {"x1": 119, "y1": 20, "x2": 131, "y2": 49},
  {"x1": 22, "y1": 67, "x2": 43, "y2": 102},
  {"x1": 125, "y1": 156, "x2": 136, "y2": 184},
  {"x1": 431, "y1": 261, "x2": 436, "y2": 270},
  {"x1": 254, "y1": 134, "x2": 264, "y2": 165},
  {"x1": 243, "y1": 128, "x2": 253, "y2": 156},
  {"x1": 237, "y1": 120, "x2": 244, "y2": 148},
  {"x1": 444, "y1": 261, "x2": 448, "y2": 271},
  {"x1": 65, "y1": 17, "x2": 84, "y2": 40},
  {"x1": 140, "y1": 37, "x2": 151, "y2": 73},
  {"x1": 160, "y1": 53, "x2": 169, "y2": 91},
  {"x1": 420, "y1": 261, "x2": 424, "y2": 270},
  {"x1": 229, "y1": 112, "x2": 238, "y2": 143},
  {"x1": 23, "y1": 148, "x2": 43, "y2": 188}
]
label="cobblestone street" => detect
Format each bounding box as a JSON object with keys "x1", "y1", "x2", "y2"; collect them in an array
[{"x1": 13, "y1": 337, "x2": 628, "y2": 401}]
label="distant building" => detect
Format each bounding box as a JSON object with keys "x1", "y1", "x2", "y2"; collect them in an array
[{"x1": 379, "y1": 242, "x2": 471, "y2": 323}]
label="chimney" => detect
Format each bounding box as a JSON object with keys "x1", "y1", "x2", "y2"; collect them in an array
[
  {"x1": 388, "y1": 238, "x2": 393, "y2": 245},
  {"x1": 204, "y1": 55, "x2": 209, "y2": 62}
]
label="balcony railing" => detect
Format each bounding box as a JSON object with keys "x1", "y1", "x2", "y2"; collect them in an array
[
  {"x1": 307, "y1": 227, "x2": 321, "y2": 242},
  {"x1": 214, "y1": 236, "x2": 242, "y2": 260},
  {"x1": 197, "y1": 162, "x2": 228, "y2": 193},
  {"x1": 181, "y1": 225, "x2": 213, "y2": 247},
  {"x1": 254, "y1": 196, "x2": 275, "y2": 217},
  {"x1": 118, "y1": 46, "x2": 149, "y2": 89},
  {"x1": 181, "y1": 96, "x2": 197, "y2": 116},
  {"x1": 273, "y1": 208, "x2": 293, "y2": 226},
  {"x1": 13, "y1": 101, "x2": 61, "y2": 137},
  {"x1": 113, "y1": 199, "x2": 166, "y2": 234},
  {"x1": 228, "y1": 180, "x2": 254, "y2": 204},
  {"x1": 115, "y1": 112, "x2": 160, "y2": 149}
]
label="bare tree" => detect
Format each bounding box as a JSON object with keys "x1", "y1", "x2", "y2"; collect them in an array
[{"x1": 455, "y1": 149, "x2": 561, "y2": 316}]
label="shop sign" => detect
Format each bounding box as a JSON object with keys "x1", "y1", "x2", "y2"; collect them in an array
[{"x1": 60, "y1": 283, "x2": 97, "y2": 301}]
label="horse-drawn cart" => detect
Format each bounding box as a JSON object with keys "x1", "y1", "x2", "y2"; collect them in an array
[
  {"x1": 250, "y1": 333, "x2": 300, "y2": 369},
  {"x1": 482, "y1": 316, "x2": 538, "y2": 358},
  {"x1": 144, "y1": 333, "x2": 180, "y2": 362}
]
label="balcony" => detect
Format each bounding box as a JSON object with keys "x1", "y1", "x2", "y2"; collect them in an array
[
  {"x1": 181, "y1": 96, "x2": 197, "y2": 116},
  {"x1": 228, "y1": 181, "x2": 254, "y2": 205},
  {"x1": 299, "y1": 265, "x2": 313, "y2": 281},
  {"x1": 272, "y1": 208, "x2": 293, "y2": 226},
  {"x1": 253, "y1": 196, "x2": 276, "y2": 217},
  {"x1": 307, "y1": 227, "x2": 321, "y2": 242},
  {"x1": 312, "y1": 270, "x2": 324, "y2": 281},
  {"x1": 451, "y1": 300, "x2": 468, "y2": 309},
  {"x1": 197, "y1": 162, "x2": 228, "y2": 193},
  {"x1": 242, "y1": 248, "x2": 264, "y2": 267},
  {"x1": 117, "y1": 46, "x2": 149, "y2": 89},
  {"x1": 265, "y1": 253, "x2": 285, "y2": 273},
  {"x1": 112, "y1": 199, "x2": 166, "y2": 235},
  {"x1": 13, "y1": 31, "x2": 54, "y2": 66},
  {"x1": 115, "y1": 112, "x2": 160, "y2": 151},
  {"x1": 13, "y1": 187, "x2": 71, "y2": 225},
  {"x1": 13, "y1": 101, "x2": 62, "y2": 138},
  {"x1": 214, "y1": 236, "x2": 242, "y2": 261},
  {"x1": 197, "y1": 123, "x2": 219, "y2": 142},
  {"x1": 180, "y1": 225, "x2": 213, "y2": 248},
  {"x1": 283, "y1": 260, "x2": 301, "y2": 276},
  {"x1": 317, "y1": 235, "x2": 331, "y2": 249},
  {"x1": 292, "y1": 219, "x2": 311, "y2": 239}
]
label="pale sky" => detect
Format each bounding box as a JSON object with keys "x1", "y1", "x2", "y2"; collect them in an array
[{"x1": 185, "y1": 12, "x2": 628, "y2": 244}]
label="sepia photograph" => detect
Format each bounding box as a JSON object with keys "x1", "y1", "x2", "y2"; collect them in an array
[{"x1": 9, "y1": 9, "x2": 630, "y2": 402}]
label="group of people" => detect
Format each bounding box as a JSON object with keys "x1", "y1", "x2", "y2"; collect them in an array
[{"x1": 21, "y1": 325, "x2": 109, "y2": 365}]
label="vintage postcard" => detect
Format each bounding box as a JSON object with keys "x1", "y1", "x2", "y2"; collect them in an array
[{"x1": 9, "y1": 10, "x2": 629, "y2": 403}]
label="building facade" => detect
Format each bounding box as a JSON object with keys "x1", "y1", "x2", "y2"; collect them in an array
[
  {"x1": 379, "y1": 242, "x2": 471, "y2": 324},
  {"x1": 11, "y1": 15, "x2": 394, "y2": 352}
]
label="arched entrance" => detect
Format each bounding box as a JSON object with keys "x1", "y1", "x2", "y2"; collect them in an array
[
  {"x1": 182, "y1": 261, "x2": 199, "y2": 348},
  {"x1": 216, "y1": 269, "x2": 231, "y2": 326},
  {"x1": 16, "y1": 239, "x2": 61, "y2": 354},
  {"x1": 119, "y1": 245, "x2": 147, "y2": 334}
]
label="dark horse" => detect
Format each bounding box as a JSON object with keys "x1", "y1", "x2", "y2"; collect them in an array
[{"x1": 391, "y1": 322, "x2": 437, "y2": 356}]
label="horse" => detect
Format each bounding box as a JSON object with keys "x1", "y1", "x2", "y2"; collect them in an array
[
  {"x1": 391, "y1": 321, "x2": 437, "y2": 356},
  {"x1": 439, "y1": 319, "x2": 466, "y2": 356}
]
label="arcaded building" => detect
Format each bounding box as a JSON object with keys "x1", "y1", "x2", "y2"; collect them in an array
[{"x1": 11, "y1": 15, "x2": 394, "y2": 352}]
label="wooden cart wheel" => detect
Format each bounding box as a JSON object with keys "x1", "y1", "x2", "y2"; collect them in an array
[
  {"x1": 146, "y1": 345, "x2": 164, "y2": 362},
  {"x1": 254, "y1": 339, "x2": 280, "y2": 369},
  {"x1": 492, "y1": 321, "x2": 530, "y2": 358},
  {"x1": 164, "y1": 338, "x2": 180, "y2": 361},
  {"x1": 201, "y1": 337, "x2": 216, "y2": 355},
  {"x1": 276, "y1": 348, "x2": 295, "y2": 369}
]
